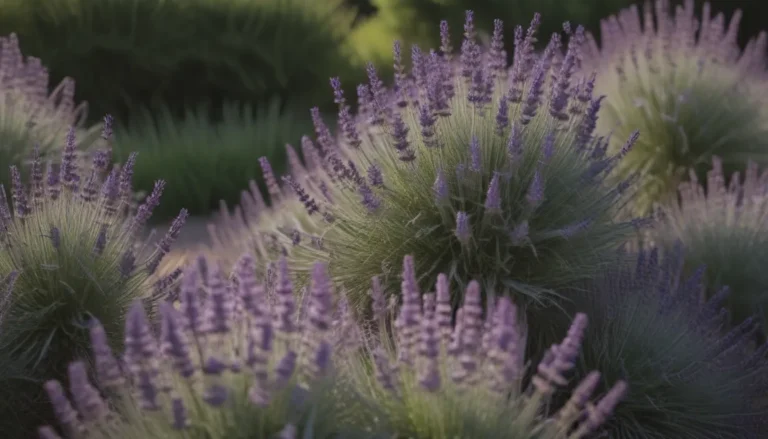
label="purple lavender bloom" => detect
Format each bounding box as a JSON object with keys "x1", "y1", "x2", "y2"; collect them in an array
[
  {"x1": 455, "y1": 211, "x2": 471, "y2": 243},
  {"x1": 129, "y1": 180, "x2": 165, "y2": 233},
  {"x1": 411, "y1": 45, "x2": 428, "y2": 92},
  {"x1": 460, "y1": 11, "x2": 480, "y2": 80},
  {"x1": 367, "y1": 164, "x2": 384, "y2": 187},
  {"x1": 67, "y1": 361, "x2": 108, "y2": 421},
  {"x1": 147, "y1": 208, "x2": 188, "y2": 274},
  {"x1": 283, "y1": 175, "x2": 319, "y2": 216},
  {"x1": 488, "y1": 19, "x2": 507, "y2": 75},
  {"x1": 274, "y1": 257, "x2": 296, "y2": 334},
  {"x1": 440, "y1": 20, "x2": 453, "y2": 59},
  {"x1": 484, "y1": 172, "x2": 502, "y2": 211},
  {"x1": 366, "y1": 62, "x2": 389, "y2": 126},
  {"x1": 359, "y1": 184, "x2": 381, "y2": 211},
  {"x1": 123, "y1": 302, "x2": 160, "y2": 410},
  {"x1": 418, "y1": 103, "x2": 438, "y2": 148},
  {"x1": 60, "y1": 127, "x2": 79, "y2": 191},
  {"x1": 468, "y1": 136, "x2": 481, "y2": 172},
  {"x1": 259, "y1": 157, "x2": 282, "y2": 203},
  {"x1": 495, "y1": 98, "x2": 509, "y2": 135},
  {"x1": 204, "y1": 264, "x2": 233, "y2": 336},
  {"x1": 46, "y1": 162, "x2": 61, "y2": 200},
  {"x1": 311, "y1": 107, "x2": 335, "y2": 155},
  {"x1": 43, "y1": 380, "x2": 81, "y2": 436},
  {"x1": 526, "y1": 169, "x2": 544, "y2": 207},
  {"x1": 118, "y1": 152, "x2": 137, "y2": 206},
  {"x1": 433, "y1": 168, "x2": 449, "y2": 203},
  {"x1": 101, "y1": 114, "x2": 114, "y2": 142},
  {"x1": 30, "y1": 145, "x2": 43, "y2": 203},
  {"x1": 89, "y1": 321, "x2": 124, "y2": 389},
  {"x1": 159, "y1": 302, "x2": 195, "y2": 378},
  {"x1": 391, "y1": 112, "x2": 414, "y2": 162},
  {"x1": 9, "y1": 166, "x2": 29, "y2": 217}
]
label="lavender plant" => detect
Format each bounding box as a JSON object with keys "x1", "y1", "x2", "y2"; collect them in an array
[
  {"x1": 649, "y1": 157, "x2": 768, "y2": 335},
  {"x1": 342, "y1": 254, "x2": 628, "y2": 438},
  {"x1": 0, "y1": 33, "x2": 99, "y2": 187},
  {"x1": 0, "y1": 124, "x2": 187, "y2": 438},
  {"x1": 568, "y1": 246, "x2": 768, "y2": 439},
  {"x1": 265, "y1": 12, "x2": 639, "y2": 316},
  {"x1": 38, "y1": 255, "x2": 378, "y2": 439},
  {"x1": 581, "y1": 0, "x2": 768, "y2": 214}
]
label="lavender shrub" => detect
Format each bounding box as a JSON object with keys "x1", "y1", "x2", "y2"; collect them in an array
[
  {"x1": 568, "y1": 246, "x2": 768, "y2": 438},
  {"x1": 0, "y1": 123, "x2": 186, "y2": 437},
  {"x1": 648, "y1": 157, "x2": 768, "y2": 336},
  {"x1": 0, "y1": 33, "x2": 99, "y2": 187},
  {"x1": 342, "y1": 255, "x2": 627, "y2": 438},
  {"x1": 38, "y1": 255, "x2": 377, "y2": 439},
  {"x1": 582, "y1": 0, "x2": 768, "y2": 214},
  {"x1": 216, "y1": 12, "x2": 640, "y2": 322}
]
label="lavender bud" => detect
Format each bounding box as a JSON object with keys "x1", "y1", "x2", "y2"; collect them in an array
[
  {"x1": 259, "y1": 157, "x2": 282, "y2": 203},
  {"x1": 160, "y1": 302, "x2": 195, "y2": 378},
  {"x1": 89, "y1": 320, "x2": 124, "y2": 389},
  {"x1": 455, "y1": 211, "x2": 471, "y2": 243},
  {"x1": 43, "y1": 380, "x2": 82, "y2": 437},
  {"x1": 10, "y1": 166, "x2": 29, "y2": 218},
  {"x1": 433, "y1": 168, "x2": 449, "y2": 203},
  {"x1": 469, "y1": 136, "x2": 481, "y2": 172},
  {"x1": 484, "y1": 172, "x2": 502, "y2": 212},
  {"x1": 67, "y1": 361, "x2": 108, "y2": 421}
]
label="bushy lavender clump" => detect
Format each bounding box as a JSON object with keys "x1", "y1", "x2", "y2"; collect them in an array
[
  {"x1": 342, "y1": 254, "x2": 627, "y2": 438},
  {"x1": 39, "y1": 255, "x2": 375, "y2": 439},
  {"x1": 248, "y1": 12, "x2": 639, "y2": 317},
  {"x1": 568, "y1": 246, "x2": 768, "y2": 439},
  {"x1": 649, "y1": 157, "x2": 768, "y2": 335},
  {"x1": 0, "y1": 33, "x2": 99, "y2": 186},
  {"x1": 0, "y1": 124, "x2": 187, "y2": 438},
  {"x1": 582, "y1": 0, "x2": 768, "y2": 214}
]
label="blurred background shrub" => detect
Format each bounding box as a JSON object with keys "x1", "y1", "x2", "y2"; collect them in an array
[
  {"x1": 0, "y1": 0, "x2": 364, "y2": 126},
  {"x1": 0, "y1": 33, "x2": 99, "y2": 188},
  {"x1": 350, "y1": 0, "x2": 635, "y2": 59},
  {"x1": 112, "y1": 99, "x2": 311, "y2": 220}
]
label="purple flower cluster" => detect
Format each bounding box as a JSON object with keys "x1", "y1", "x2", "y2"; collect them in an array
[
  {"x1": 39, "y1": 254, "x2": 355, "y2": 438},
  {"x1": 0, "y1": 127, "x2": 187, "y2": 284},
  {"x1": 356, "y1": 255, "x2": 627, "y2": 437}
]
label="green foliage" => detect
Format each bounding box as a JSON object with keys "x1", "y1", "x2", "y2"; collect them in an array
[
  {"x1": 567, "y1": 248, "x2": 768, "y2": 439},
  {"x1": 0, "y1": 0, "x2": 363, "y2": 125},
  {"x1": 0, "y1": 33, "x2": 100, "y2": 187},
  {"x1": 583, "y1": 0, "x2": 768, "y2": 214},
  {"x1": 650, "y1": 157, "x2": 768, "y2": 333},
  {"x1": 113, "y1": 99, "x2": 313, "y2": 221},
  {"x1": 0, "y1": 135, "x2": 183, "y2": 438}
]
